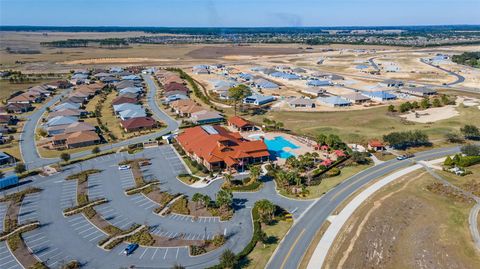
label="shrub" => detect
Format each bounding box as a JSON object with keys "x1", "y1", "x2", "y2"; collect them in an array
[
  {"x1": 190, "y1": 245, "x2": 207, "y2": 256},
  {"x1": 326, "y1": 167, "x2": 341, "y2": 177}
]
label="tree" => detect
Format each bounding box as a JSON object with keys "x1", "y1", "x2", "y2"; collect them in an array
[
  {"x1": 228, "y1": 84, "x2": 251, "y2": 116},
  {"x1": 14, "y1": 163, "x2": 26, "y2": 174},
  {"x1": 461, "y1": 125, "x2": 480, "y2": 140},
  {"x1": 37, "y1": 128, "x2": 47, "y2": 137},
  {"x1": 441, "y1": 94, "x2": 451, "y2": 105},
  {"x1": 91, "y1": 146, "x2": 100, "y2": 154},
  {"x1": 387, "y1": 104, "x2": 396, "y2": 113},
  {"x1": 202, "y1": 195, "x2": 211, "y2": 208},
  {"x1": 411, "y1": 101, "x2": 420, "y2": 109},
  {"x1": 255, "y1": 199, "x2": 276, "y2": 224},
  {"x1": 192, "y1": 193, "x2": 203, "y2": 209},
  {"x1": 383, "y1": 130, "x2": 430, "y2": 150},
  {"x1": 219, "y1": 249, "x2": 237, "y2": 269},
  {"x1": 315, "y1": 134, "x2": 327, "y2": 146},
  {"x1": 223, "y1": 172, "x2": 233, "y2": 185},
  {"x1": 432, "y1": 98, "x2": 442, "y2": 107},
  {"x1": 444, "y1": 156, "x2": 454, "y2": 166},
  {"x1": 461, "y1": 144, "x2": 480, "y2": 156},
  {"x1": 445, "y1": 132, "x2": 464, "y2": 143},
  {"x1": 216, "y1": 189, "x2": 233, "y2": 209},
  {"x1": 420, "y1": 98, "x2": 430, "y2": 109},
  {"x1": 60, "y1": 153, "x2": 71, "y2": 163},
  {"x1": 249, "y1": 165, "x2": 261, "y2": 183},
  {"x1": 351, "y1": 151, "x2": 370, "y2": 165}
]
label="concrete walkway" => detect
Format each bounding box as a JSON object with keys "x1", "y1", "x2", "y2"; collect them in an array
[
  {"x1": 469, "y1": 203, "x2": 480, "y2": 251},
  {"x1": 306, "y1": 164, "x2": 423, "y2": 269}
]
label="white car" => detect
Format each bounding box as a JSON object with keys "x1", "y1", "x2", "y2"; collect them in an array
[{"x1": 118, "y1": 165, "x2": 131, "y2": 170}]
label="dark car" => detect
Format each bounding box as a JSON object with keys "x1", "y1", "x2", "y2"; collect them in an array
[{"x1": 124, "y1": 243, "x2": 139, "y2": 256}]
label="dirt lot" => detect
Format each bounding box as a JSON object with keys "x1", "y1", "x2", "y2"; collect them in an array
[
  {"x1": 323, "y1": 171, "x2": 480, "y2": 269},
  {"x1": 186, "y1": 45, "x2": 311, "y2": 59}
]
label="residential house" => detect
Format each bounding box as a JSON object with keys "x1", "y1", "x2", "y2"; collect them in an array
[
  {"x1": 121, "y1": 75, "x2": 142, "y2": 81},
  {"x1": 288, "y1": 98, "x2": 316, "y2": 108},
  {"x1": 164, "y1": 82, "x2": 189, "y2": 94},
  {"x1": 379, "y1": 79, "x2": 404, "y2": 88},
  {"x1": 51, "y1": 131, "x2": 100, "y2": 149},
  {"x1": 227, "y1": 116, "x2": 256, "y2": 132},
  {"x1": 46, "y1": 121, "x2": 95, "y2": 136},
  {"x1": 120, "y1": 117, "x2": 157, "y2": 132},
  {"x1": 362, "y1": 91, "x2": 397, "y2": 102},
  {"x1": 5, "y1": 103, "x2": 32, "y2": 114},
  {"x1": 119, "y1": 87, "x2": 143, "y2": 96},
  {"x1": 114, "y1": 80, "x2": 138, "y2": 90},
  {"x1": 302, "y1": 87, "x2": 326, "y2": 97},
  {"x1": 307, "y1": 80, "x2": 331, "y2": 87},
  {"x1": 113, "y1": 103, "x2": 143, "y2": 114},
  {"x1": 170, "y1": 100, "x2": 204, "y2": 117},
  {"x1": 0, "y1": 151, "x2": 15, "y2": 165},
  {"x1": 317, "y1": 96, "x2": 352, "y2": 107},
  {"x1": 400, "y1": 87, "x2": 437, "y2": 97},
  {"x1": 189, "y1": 110, "x2": 224, "y2": 125},
  {"x1": 48, "y1": 108, "x2": 87, "y2": 119},
  {"x1": 342, "y1": 93, "x2": 371, "y2": 104},
  {"x1": 368, "y1": 140, "x2": 386, "y2": 151},
  {"x1": 243, "y1": 94, "x2": 275, "y2": 106},
  {"x1": 253, "y1": 79, "x2": 279, "y2": 90},
  {"x1": 111, "y1": 96, "x2": 138, "y2": 106},
  {"x1": 52, "y1": 102, "x2": 81, "y2": 112},
  {"x1": 0, "y1": 115, "x2": 17, "y2": 125},
  {"x1": 63, "y1": 96, "x2": 87, "y2": 105},
  {"x1": 164, "y1": 94, "x2": 189, "y2": 104},
  {"x1": 177, "y1": 125, "x2": 270, "y2": 171},
  {"x1": 119, "y1": 109, "x2": 147, "y2": 121},
  {"x1": 45, "y1": 116, "x2": 78, "y2": 127},
  {"x1": 7, "y1": 93, "x2": 40, "y2": 104}
]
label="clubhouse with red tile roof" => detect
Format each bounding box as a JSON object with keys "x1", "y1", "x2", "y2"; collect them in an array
[{"x1": 177, "y1": 125, "x2": 270, "y2": 171}]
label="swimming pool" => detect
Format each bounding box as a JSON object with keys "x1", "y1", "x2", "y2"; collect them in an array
[{"x1": 263, "y1": 136, "x2": 299, "y2": 159}]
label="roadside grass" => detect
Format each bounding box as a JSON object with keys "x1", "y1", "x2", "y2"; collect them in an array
[
  {"x1": 240, "y1": 220, "x2": 292, "y2": 269},
  {"x1": 0, "y1": 79, "x2": 62, "y2": 101},
  {"x1": 248, "y1": 105, "x2": 480, "y2": 144},
  {"x1": 0, "y1": 141, "x2": 21, "y2": 162},
  {"x1": 282, "y1": 163, "x2": 373, "y2": 199},
  {"x1": 38, "y1": 144, "x2": 100, "y2": 158},
  {"x1": 437, "y1": 164, "x2": 480, "y2": 195},
  {"x1": 322, "y1": 171, "x2": 480, "y2": 268},
  {"x1": 181, "y1": 155, "x2": 208, "y2": 177}
]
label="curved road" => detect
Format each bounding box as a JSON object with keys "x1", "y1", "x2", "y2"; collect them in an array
[
  {"x1": 267, "y1": 146, "x2": 461, "y2": 269},
  {"x1": 20, "y1": 75, "x2": 179, "y2": 170},
  {"x1": 420, "y1": 59, "x2": 466, "y2": 86}
]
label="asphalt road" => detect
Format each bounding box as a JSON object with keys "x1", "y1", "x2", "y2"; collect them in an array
[
  {"x1": 266, "y1": 145, "x2": 461, "y2": 269},
  {"x1": 420, "y1": 59, "x2": 466, "y2": 86}
]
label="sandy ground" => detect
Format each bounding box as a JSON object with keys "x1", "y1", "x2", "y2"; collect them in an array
[{"x1": 400, "y1": 105, "x2": 459, "y2": 123}]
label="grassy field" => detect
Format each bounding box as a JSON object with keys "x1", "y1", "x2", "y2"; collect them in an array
[
  {"x1": 38, "y1": 144, "x2": 100, "y2": 158},
  {"x1": 438, "y1": 164, "x2": 480, "y2": 195},
  {"x1": 241, "y1": 220, "x2": 292, "y2": 269},
  {"x1": 0, "y1": 79, "x2": 61, "y2": 101},
  {"x1": 0, "y1": 141, "x2": 21, "y2": 162},
  {"x1": 323, "y1": 171, "x2": 480, "y2": 269},
  {"x1": 248, "y1": 104, "x2": 480, "y2": 144}
]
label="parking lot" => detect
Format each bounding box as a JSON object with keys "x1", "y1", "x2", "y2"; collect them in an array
[
  {"x1": 95, "y1": 204, "x2": 136, "y2": 230},
  {"x1": 18, "y1": 193, "x2": 40, "y2": 224},
  {"x1": 64, "y1": 214, "x2": 107, "y2": 243},
  {"x1": 87, "y1": 172, "x2": 105, "y2": 201},
  {"x1": 167, "y1": 213, "x2": 221, "y2": 224},
  {"x1": 59, "y1": 181, "x2": 77, "y2": 210},
  {"x1": 160, "y1": 146, "x2": 187, "y2": 174},
  {"x1": 22, "y1": 229, "x2": 74, "y2": 268},
  {"x1": 113, "y1": 243, "x2": 190, "y2": 262},
  {"x1": 0, "y1": 203, "x2": 22, "y2": 269},
  {"x1": 128, "y1": 194, "x2": 158, "y2": 211}
]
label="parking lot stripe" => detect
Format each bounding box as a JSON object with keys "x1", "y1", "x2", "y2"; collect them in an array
[
  {"x1": 176, "y1": 248, "x2": 179, "y2": 259},
  {"x1": 163, "y1": 248, "x2": 169, "y2": 259},
  {"x1": 89, "y1": 234, "x2": 104, "y2": 242},
  {"x1": 139, "y1": 248, "x2": 148, "y2": 259},
  {"x1": 26, "y1": 236, "x2": 45, "y2": 244},
  {"x1": 38, "y1": 248, "x2": 57, "y2": 258},
  {"x1": 150, "y1": 248, "x2": 159, "y2": 260},
  {"x1": 74, "y1": 223, "x2": 91, "y2": 230},
  {"x1": 78, "y1": 226, "x2": 95, "y2": 234}
]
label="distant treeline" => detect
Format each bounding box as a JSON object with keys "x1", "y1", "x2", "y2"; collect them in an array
[
  {"x1": 2, "y1": 25, "x2": 480, "y2": 35},
  {"x1": 452, "y1": 52, "x2": 480, "y2": 68},
  {"x1": 41, "y1": 38, "x2": 129, "y2": 48}
]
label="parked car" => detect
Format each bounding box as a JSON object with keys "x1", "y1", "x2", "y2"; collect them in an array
[
  {"x1": 124, "y1": 243, "x2": 138, "y2": 256},
  {"x1": 118, "y1": 165, "x2": 131, "y2": 170},
  {"x1": 396, "y1": 153, "x2": 414, "y2": 160}
]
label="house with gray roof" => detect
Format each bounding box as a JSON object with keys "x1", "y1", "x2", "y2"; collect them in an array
[
  {"x1": 119, "y1": 109, "x2": 147, "y2": 121},
  {"x1": 318, "y1": 96, "x2": 352, "y2": 107},
  {"x1": 400, "y1": 87, "x2": 437, "y2": 97},
  {"x1": 288, "y1": 98, "x2": 316, "y2": 108},
  {"x1": 342, "y1": 93, "x2": 371, "y2": 104}
]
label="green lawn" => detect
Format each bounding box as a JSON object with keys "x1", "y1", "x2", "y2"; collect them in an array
[
  {"x1": 241, "y1": 220, "x2": 292, "y2": 269},
  {"x1": 248, "y1": 105, "x2": 480, "y2": 144},
  {"x1": 293, "y1": 163, "x2": 373, "y2": 199}
]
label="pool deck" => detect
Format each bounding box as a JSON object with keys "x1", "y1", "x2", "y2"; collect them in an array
[{"x1": 243, "y1": 131, "x2": 315, "y2": 164}]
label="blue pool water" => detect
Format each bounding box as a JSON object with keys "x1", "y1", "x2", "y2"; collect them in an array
[{"x1": 264, "y1": 136, "x2": 299, "y2": 159}]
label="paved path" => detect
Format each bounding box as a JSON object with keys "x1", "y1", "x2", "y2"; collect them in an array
[
  {"x1": 469, "y1": 203, "x2": 480, "y2": 251},
  {"x1": 420, "y1": 59, "x2": 465, "y2": 86},
  {"x1": 306, "y1": 164, "x2": 423, "y2": 269}
]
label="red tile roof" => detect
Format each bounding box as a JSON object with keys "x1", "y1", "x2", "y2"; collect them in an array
[
  {"x1": 369, "y1": 140, "x2": 384, "y2": 148},
  {"x1": 164, "y1": 82, "x2": 189, "y2": 93},
  {"x1": 112, "y1": 96, "x2": 138, "y2": 106},
  {"x1": 228, "y1": 116, "x2": 253, "y2": 129},
  {"x1": 177, "y1": 125, "x2": 270, "y2": 166}
]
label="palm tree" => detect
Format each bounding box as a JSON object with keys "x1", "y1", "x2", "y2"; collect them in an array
[
  {"x1": 249, "y1": 165, "x2": 261, "y2": 183},
  {"x1": 202, "y1": 195, "x2": 211, "y2": 208},
  {"x1": 223, "y1": 172, "x2": 233, "y2": 185},
  {"x1": 192, "y1": 193, "x2": 203, "y2": 210},
  {"x1": 219, "y1": 249, "x2": 237, "y2": 269},
  {"x1": 256, "y1": 199, "x2": 276, "y2": 223},
  {"x1": 275, "y1": 170, "x2": 289, "y2": 188}
]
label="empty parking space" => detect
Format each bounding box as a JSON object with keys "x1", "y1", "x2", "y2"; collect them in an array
[
  {"x1": 150, "y1": 226, "x2": 216, "y2": 241},
  {"x1": 0, "y1": 242, "x2": 22, "y2": 269},
  {"x1": 23, "y1": 229, "x2": 73, "y2": 268},
  {"x1": 59, "y1": 181, "x2": 77, "y2": 210},
  {"x1": 0, "y1": 203, "x2": 7, "y2": 231},
  {"x1": 18, "y1": 193, "x2": 40, "y2": 224},
  {"x1": 64, "y1": 215, "x2": 106, "y2": 243},
  {"x1": 167, "y1": 213, "x2": 220, "y2": 223},
  {"x1": 115, "y1": 243, "x2": 188, "y2": 261},
  {"x1": 160, "y1": 147, "x2": 187, "y2": 174},
  {"x1": 95, "y1": 204, "x2": 136, "y2": 230},
  {"x1": 128, "y1": 194, "x2": 157, "y2": 211},
  {"x1": 118, "y1": 170, "x2": 135, "y2": 190},
  {"x1": 87, "y1": 173, "x2": 105, "y2": 200}
]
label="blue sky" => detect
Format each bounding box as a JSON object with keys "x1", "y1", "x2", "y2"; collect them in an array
[{"x1": 1, "y1": 0, "x2": 479, "y2": 27}]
